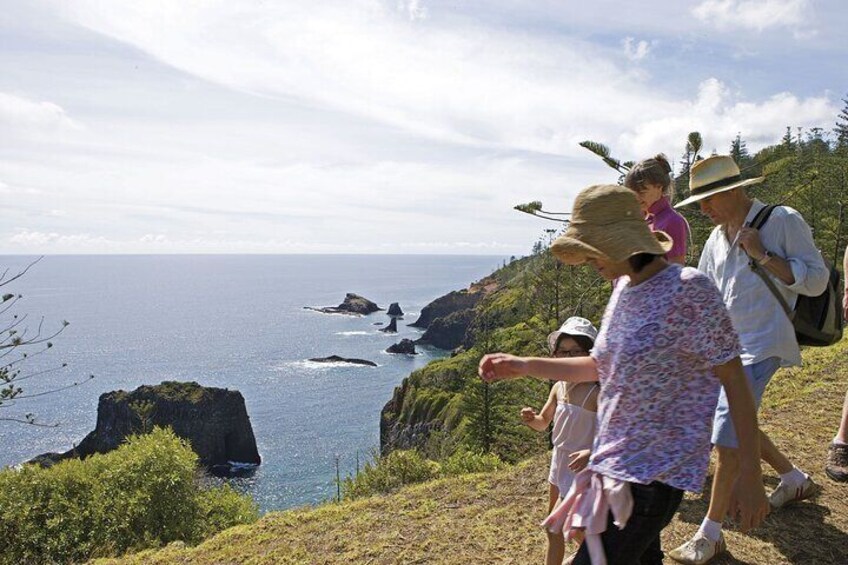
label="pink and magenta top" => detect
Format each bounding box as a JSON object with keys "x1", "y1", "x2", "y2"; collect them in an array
[
  {"x1": 646, "y1": 196, "x2": 689, "y2": 260},
  {"x1": 587, "y1": 264, "x2": 741, "y2": 493}
]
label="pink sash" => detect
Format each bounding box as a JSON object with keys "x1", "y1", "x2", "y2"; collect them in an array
[{"x1": 541, "y1": 469, "x2": 633, "y2": 565}]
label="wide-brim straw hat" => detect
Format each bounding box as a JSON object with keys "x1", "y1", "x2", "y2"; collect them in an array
[
  {"x1": 675, "y1": 154, "x2": 764, "y2": 208},
  {"x1": 547, "y1": 316, "x2": 598, "y2": 353},
  {"x1": 551, "y1": 184, "x2": 673, "y2": 265}
]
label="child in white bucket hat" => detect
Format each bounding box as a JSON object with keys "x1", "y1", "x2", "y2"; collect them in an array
[{"x1": 522, "y1": 316, "x2": 599, "y2": 565}]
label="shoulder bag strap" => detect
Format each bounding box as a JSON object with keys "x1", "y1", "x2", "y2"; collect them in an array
[{"x1": 746, "y1": 204, "x2": 795, "y2": 320}]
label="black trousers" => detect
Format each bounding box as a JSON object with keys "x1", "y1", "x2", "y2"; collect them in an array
[{"x1": 573, "y1": 481, "x2": 684, "y2": 565}]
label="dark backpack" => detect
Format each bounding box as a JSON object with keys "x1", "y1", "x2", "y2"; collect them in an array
[{"x1": 748, "y1": 205, "x2": 843, "y2": 347}]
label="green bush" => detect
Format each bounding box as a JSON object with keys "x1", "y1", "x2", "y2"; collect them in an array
[
  {"x1": 0, "y1": 427, "x2": 258, "y2": 564},
  {"x1": 439, "y1": 448, "x2": 503, "y2": 477},
  {"x1": 342, "y1": 450, "x2": 440, "y2": 500},
  {"x1": 342, "y1": 448, "x2": 504, "y2": 500}
]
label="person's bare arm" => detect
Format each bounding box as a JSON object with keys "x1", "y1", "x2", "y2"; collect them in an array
[
  {"x1": 521, "y1": 386, "x2": 558, "y2": 432},
  {"x1": 479, "y1": 353, "x2": 598, "y2": 383},
  {"x1": 713, "y1": 357, "x2": 770, "y2": 532},
  {"x1": 737, "y1": 227, "x2": 795, "y2": 285}
]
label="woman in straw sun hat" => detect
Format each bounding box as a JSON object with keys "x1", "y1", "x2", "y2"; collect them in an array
[
  {"x1": 520, "y1": 316, "x2": 599, "y2": 565},
  {"x1": 478, "y1": 184, "x2": 769, "y2": 565}
]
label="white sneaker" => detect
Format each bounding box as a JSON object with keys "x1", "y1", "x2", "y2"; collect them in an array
[
  {"x1": 668, "y1": 532, "x2": 726, "y2": 565},
  {"x1": 768, "y1": 475, "x2": 819, "y2": 509}
]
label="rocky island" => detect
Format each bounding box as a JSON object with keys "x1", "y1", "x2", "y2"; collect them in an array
[
  {"x1": 308, "y1": 355, "x2": 378, "y2": 367},
  {"x1": 305, "y1": 293, "x2": 382, "y2": 316},
  {"x1": 386, "y1": 338, "x2": 417, "y2": 355},
  {"x1": 29, "y1": 381, "x2": 261, "y2": 474}
]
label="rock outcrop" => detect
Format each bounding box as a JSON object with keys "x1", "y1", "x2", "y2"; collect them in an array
[
  {"x1": 29, "y1": 382, "x2": 260, "y2": 472},
  {"x1": 415, "y1": 309, "x2": 476, "y2": 351},
  {"x1": 309, "y1": 355, "x2": 378, "y2": 367},
  {"x1": 387, "y1": 303, "x2": 404, "y2": 317},
  {"x1": 380, "y1": 378, "x2": 443, "y2": 455},
  {"x1": 305, "y1": 293, "x2": 382, "y2": 316},
  {"x1": 409, "y1": 290, "x2": 481, "y2": 329},
  {"x1": 379, "y1": 318, "x2": 398, "y2": 333},
  {"x1": 386, "y1": 338, "x2": 417, "y2": 355}
]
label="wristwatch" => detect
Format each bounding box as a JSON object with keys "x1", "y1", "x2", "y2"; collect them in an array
[{"x1": 758, "y1": 250, "x2": 775, "y2": 266}]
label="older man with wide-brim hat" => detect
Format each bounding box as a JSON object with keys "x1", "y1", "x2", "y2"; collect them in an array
[{"x1": 669, "y1": 155, "x2": 830, "y2": 565}]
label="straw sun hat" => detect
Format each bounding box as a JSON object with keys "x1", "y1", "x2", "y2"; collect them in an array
[
  {"x1": 674, "y1": 154, "x2": 765, "y2": 208},
  {"x1": 551, "y1": 184, "x2": 672, "y2": 265}
]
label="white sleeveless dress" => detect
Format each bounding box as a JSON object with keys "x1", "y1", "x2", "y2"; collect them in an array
[{"x1": 548, "y1": 381, "x2": 599, "y2": 497}]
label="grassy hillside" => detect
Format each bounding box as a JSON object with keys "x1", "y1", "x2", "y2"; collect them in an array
[{"x1": 97, "y1": 340, "x2": 848, "y2": 564}]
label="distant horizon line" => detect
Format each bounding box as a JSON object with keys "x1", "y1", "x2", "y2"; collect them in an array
[{"x1": 0, "y1": 252, "x2": 519, "y2": 258}]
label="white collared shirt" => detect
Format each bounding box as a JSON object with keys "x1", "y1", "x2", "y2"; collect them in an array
[{"x1": 698, "y1": 199, "x2": 830, "y2": 367}]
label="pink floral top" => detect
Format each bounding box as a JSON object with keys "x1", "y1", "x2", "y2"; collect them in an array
[{"x1": 588, "y1": 264, "x2": 741, "y2": 492}]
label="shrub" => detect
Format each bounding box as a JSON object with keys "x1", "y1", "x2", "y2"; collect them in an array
[
  {"x1": 342, "y1": 450, "x2": 440, "y2": 500},
  {"x1": 341, "y1": 448, "x2": 504, "y2": 500},
  {"x1": 0, "y1": 427, "x2": 258, "y2": 564},
  {"x1": 439, "y1": 449, "x2": 502, "y2": 477}
]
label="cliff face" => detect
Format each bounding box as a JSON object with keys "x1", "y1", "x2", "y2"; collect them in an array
[
  {"x1": 380, "y1": 256, "x2": 557, "y2": 459},
  {"x1": 409, "y1": 290, "x2": 480, "y2": 329},
  {"x1": 415, "y1": 309, "x2": 475, "y2": 350},
  {"x1": 381, "y1": 378, "x2": 445, "y2": 455},
  {"x1": 380, "y1": 351, "x2": 474, "y2": 455},
  {"x1": 31, "y1": 381, "x2": 260, "y2": 469}
]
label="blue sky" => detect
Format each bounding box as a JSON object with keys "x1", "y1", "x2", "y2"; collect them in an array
[{"x1": 1, "y1": 0, "x2": 846, "y2": 254}]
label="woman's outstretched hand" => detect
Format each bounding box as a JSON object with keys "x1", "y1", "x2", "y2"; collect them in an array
[{"x1": 478, "y1": 353, "x2": 528, "y2": 383}]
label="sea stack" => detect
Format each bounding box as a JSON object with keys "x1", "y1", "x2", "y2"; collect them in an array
[
  {"x1": 387, "y1": 302, "x2": 404, "y2": 317},
  {"x1": 379, "y1": 317, "x2": 398, "y2": 333},
  {"x1": 386, "y1": 339, "x2": 417, "y2": 355},
  {"x1": 28, "y1": 382, "x2": 261, "y2": 472}
]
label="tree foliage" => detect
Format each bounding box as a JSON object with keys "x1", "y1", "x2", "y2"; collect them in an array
[
  {"x1": 0, "y1": 427, "x2": 258, "y2": 564},
  {"x1": 0, "y1": 258, "x2": 93, "y2": 427}
]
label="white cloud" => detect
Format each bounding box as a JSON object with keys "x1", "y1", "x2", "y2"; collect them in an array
[
  {"x1": 54, "y1": 0, "x2": 833, "y2": 162},
  {"x1": 0, "y1": 92, "x2": 78, "y2": 131},
  {"x1": 617, "y1": 78, "x2": 834, "y2": 159},
  {"x1": 0, "y1": 1, "x2": 840, "y2": 254},
  {"x1": 398, "y1": 0, "x2": 427, "y2": 21},
  {"x1": 8, "y1": 230, "x2": 112, "y2": 248},
  {"x1": 622, "y1": 37, "x2": 653, "y2": 61},
  {"x1": 692, "y1": 0, "x2": 810, "y2": 32}
]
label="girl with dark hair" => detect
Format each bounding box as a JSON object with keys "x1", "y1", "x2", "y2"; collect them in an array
[
  {"x1": 624, "y1": 154, "x2": 690, "y2": 265},
  {"x1": 521, "y1": 316, "x2": 599, "y2": 565}
]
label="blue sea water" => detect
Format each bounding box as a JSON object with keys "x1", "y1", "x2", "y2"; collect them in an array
[{"x1": 0, "y1": 255, "x2": 504, "y2": 512}]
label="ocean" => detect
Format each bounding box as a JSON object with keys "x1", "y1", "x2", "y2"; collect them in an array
[{"x1": 0, "y1": 254, "x2": 504, "y2": 512}]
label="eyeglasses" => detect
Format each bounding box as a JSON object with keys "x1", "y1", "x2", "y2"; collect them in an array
[{"x1": 553, "y1": 349, "x2": 588, "y2": 358}]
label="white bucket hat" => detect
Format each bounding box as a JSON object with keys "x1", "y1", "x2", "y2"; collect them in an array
[{"x1": 547, "y1": 316, "x2": 598, "y2": 353}]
